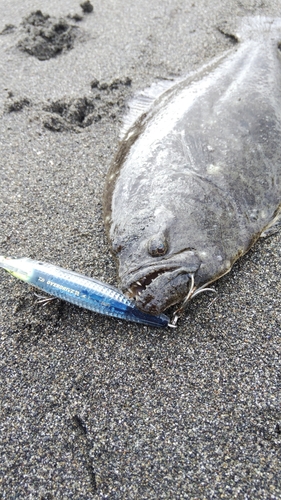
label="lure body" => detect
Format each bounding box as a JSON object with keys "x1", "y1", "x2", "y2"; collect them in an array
[{"x1": 0, "y1": 256, "x2": 169, "y2": 327}]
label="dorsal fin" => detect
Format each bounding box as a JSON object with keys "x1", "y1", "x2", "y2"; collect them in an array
[
  {"x1": 120, "y1": 35, "x2": 246, "y2": 140},
  {"x1": 120, "y1": 78, "x2": 178, "y2": 139},
  {"x1": 217, "y1": 16, "x2": 281, "y2": 43},
  {"x1": 119, "y1": 50, "x2": 234, "y2": 140}
]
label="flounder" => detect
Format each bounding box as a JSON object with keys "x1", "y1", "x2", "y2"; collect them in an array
[{"x1": 104, "y1": 17, "x2": 281, "y2": 321}]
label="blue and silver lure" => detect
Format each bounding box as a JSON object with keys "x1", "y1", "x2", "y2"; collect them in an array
[{"x1": 0, "y1": 256, "x2": 169, "y2": 327}]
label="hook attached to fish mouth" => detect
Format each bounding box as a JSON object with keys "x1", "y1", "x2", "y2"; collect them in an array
[
  {"x1": 170, "y1": 274, "x2": 216, "y2": 326},
  {"x1": 124, "y1": 265, "x2": 195, "y2": 315},
  {"x1": 120, "y1": 249, "x2": 203, "y2": 319},
  {"x1": 123, "y1": 260, "x2": 216, "y2": 326}
]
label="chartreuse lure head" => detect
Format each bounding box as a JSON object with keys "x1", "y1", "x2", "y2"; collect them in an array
[{"x1": 0, "y1": 256, "x2": 34, "y2": 283}]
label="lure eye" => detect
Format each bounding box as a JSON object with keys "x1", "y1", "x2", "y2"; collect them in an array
[{"x1": 148, "y1": 235, "x2": 168, "y2": 257}]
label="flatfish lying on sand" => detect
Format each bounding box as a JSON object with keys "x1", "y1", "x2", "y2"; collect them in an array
[{"x1": 104, "y1": 17, "x2": 281, "y2": 322}]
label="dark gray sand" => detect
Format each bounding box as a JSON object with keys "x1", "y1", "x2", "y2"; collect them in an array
[{"x1": 0, "y1": 1, "x2": 280, "y2": 498}]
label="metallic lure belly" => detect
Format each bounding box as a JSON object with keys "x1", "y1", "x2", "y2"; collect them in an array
[{"x1": 0, "y1": 256, "x2": 169, "y2": 327}]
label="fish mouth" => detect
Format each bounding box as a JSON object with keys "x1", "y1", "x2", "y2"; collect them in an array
[
  {"x1": 126, "y1": 266, "x2": 173, "y2": 292},
  {"x1": 121, "y1": 251, "x2": 201, "y2": 314}
]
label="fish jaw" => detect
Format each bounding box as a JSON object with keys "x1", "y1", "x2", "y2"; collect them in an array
[
  {"x1": 120, "y1": 251, "x2": 201, "y2": 314},
  {"x1": 131, "y1": 269, "x2": 192, "y2": 315}
]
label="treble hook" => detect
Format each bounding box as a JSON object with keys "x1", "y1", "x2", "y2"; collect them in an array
[{"x1": 170, "y1": 274, "x2": 216, "y2": 325}]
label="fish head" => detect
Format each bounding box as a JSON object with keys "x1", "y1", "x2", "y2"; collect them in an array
[{"x1": 110, "y1": 206, "x2": 201, "y2": 315}]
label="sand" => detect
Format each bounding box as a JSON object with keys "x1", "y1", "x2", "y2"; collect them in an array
[{"x1": 0, "y1": 0, "x2": 280, "y2": 498}]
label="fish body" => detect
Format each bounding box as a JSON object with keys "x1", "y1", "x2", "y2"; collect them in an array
[
  {"x1": 0, "y1": 256, "x2": 169, "y2": 327},
  {"x1": 104, "y1": 17, "x2": 281, "y2": 315}
]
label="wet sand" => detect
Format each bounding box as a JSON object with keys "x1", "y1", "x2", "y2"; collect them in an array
[{"x1": 0, "y1": 0, "x2": 280, "y2": 498}]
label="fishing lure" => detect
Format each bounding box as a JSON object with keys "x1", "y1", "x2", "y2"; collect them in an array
[{"x1": 0, "y1": 256, "x2": 170, "y2": 327}]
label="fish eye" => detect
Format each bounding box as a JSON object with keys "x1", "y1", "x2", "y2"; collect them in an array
[{"x1": 148, "y1": 235, "x2": 168, "y2": 257}]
